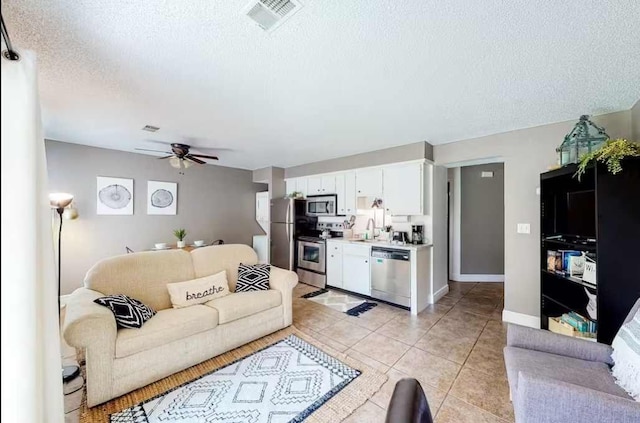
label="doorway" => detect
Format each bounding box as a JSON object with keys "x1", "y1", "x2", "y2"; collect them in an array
[{"x1": 447, "y1": 162, "x2": 505, "y2": 283}]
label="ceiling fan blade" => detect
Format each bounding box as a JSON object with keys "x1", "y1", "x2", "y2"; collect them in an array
[
  {"x1": 188, "y1": 154, "x2": 219, "y2": 160},
  {"x1": 186, "y1": 155, "x2": 206, "y2": 165},
  {"x1": 135, "y1": 148, "x2": 172, "y2": 154}
]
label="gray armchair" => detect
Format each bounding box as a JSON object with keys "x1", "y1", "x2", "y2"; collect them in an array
[{"x1": 503, "y1": 300, "x2": 640, "y2": 423}]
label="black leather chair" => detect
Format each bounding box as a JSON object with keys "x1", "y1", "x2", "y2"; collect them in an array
[{"x1": 385, "y1": 378, "x2": 434, "y2": 423}]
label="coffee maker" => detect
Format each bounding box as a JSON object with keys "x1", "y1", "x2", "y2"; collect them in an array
[{"x1": 411, "y1": 225, "x2": 424, "y2": 244}]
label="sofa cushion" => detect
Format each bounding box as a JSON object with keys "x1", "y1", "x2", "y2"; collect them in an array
[
  {"x1": 167, "y1": 271, "x2": 230, "y2": 308},
  {"x1": 504, "y1": 346, "x2": 631, "y2": 399},
  {"x1": 205, "y1": 290, "x2": 281, "y2": 324},
  {"x1": 236, "y1": 264, "x2": 271, "y2": 292},
  {"x1": 85, "y1": 249, "x2": 195, "y2": 311},
  {"x1": 190, "y1": 244, "x2": 258, "y2": 292},
  {"x1": 94, "y1": 294, "x2": 156, "y2": 329},
  {"x1": 116, "y1": 305, "x2": 218, "y2": 358}
]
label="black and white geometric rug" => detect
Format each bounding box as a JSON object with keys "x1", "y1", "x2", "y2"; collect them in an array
[
  {"x1": 305, "y1": 290, "x2": 378, "y2": 316},
  {"x1": 110, "y1": 335, "x2": 361, "y2": 423}
]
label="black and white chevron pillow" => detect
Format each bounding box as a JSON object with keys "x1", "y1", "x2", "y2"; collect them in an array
[
  {"x1": 94, "y1": 294, "x2": 156, "y2": 329},
  {"x1": 236, "y1": 263, "x2": 271, "y2": 292}
]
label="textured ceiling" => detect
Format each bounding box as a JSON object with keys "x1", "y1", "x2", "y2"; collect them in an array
[{"x1": 4, "y1": 1, "x2": 640, "y2": 169}]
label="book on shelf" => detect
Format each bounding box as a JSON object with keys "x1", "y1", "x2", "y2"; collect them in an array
[
  {"x1": 547, "y1": 250, "x2": 556, "y2": 272},
  {"x1": 557, "y1": 311, "x2": 597, "y2": 335}
]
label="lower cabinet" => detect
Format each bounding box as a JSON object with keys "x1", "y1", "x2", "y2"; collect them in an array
[
  {"x1": 341, "y1": 244, "x2": 371, "y2": 296},
  {"x1": 326, "y1": 242, "x2": 343, "y2": 288},
  {"x1": 327, "y1": 242, "x2": 371, "y2": 296}
]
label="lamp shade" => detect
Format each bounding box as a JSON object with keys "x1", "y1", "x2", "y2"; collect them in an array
[
  {"x1": 49, "y1": 193, "x2": 74, "y2": 209},
  {"x1": 63, "y1": 204, "x2": 79, "y2": 220}
]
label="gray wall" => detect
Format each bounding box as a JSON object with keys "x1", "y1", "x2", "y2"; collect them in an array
[
  {"x1": 253, "y1": 166, "x2": 285, "y2": 199},
  {"x1": 434, "y1": 110, "x2": 632, "y2": 318},
  {"x1": 46, "y1": 140, "x2": 267, "y2": 294},
  {"x1": 460, "y1": 163, "x2": 504, "y2": 274},
  {"x1": 285, "y1": 141, "x2": 433, "y2": 178},
  {"x1": 633, "y1": 99, "x2": 640, "y2": 140}
]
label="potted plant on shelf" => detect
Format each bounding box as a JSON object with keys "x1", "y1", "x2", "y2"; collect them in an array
[
  {"x1": 575, "y1": 138, "x2": 640, "y2": 180},
  {"x1": 173, "y1": 228, "x2": 187, "y2": 248}
]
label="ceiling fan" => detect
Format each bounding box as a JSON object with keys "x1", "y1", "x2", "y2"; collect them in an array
[{"x1": 135, "y1": 142, "x2": 220, "y2": 169}]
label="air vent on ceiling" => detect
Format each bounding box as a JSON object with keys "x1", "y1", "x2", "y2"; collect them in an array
[
  {"x1": 244, "y1": 0, "x2": 303, "y2": 32},
  {"x1": 142, "y1": 125, "x2": 160, "y2": 132}
]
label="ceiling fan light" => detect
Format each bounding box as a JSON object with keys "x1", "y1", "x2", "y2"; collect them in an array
[
  {"x1": 169, "y1": 157, "x2": 181, "y2": 169},
  {"x1": 183, "y1": 159, "x2": 193, "y2": 169}
]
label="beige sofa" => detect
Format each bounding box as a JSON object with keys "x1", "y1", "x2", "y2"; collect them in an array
[{"x1": 63, "y1": 244, "x2": 298, "y2": 407}]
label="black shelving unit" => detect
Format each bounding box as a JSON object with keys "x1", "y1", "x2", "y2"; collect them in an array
[{"x1": 540, "y1": 159, "x2": 640, "y2": 344}]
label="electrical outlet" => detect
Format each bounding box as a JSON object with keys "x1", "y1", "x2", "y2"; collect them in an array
[{"x1": 517, "y1": 223, "x2": 531, "y2": 234}]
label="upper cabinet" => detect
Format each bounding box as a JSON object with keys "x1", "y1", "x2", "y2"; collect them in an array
[
  {"x1": 383, "y1": 163, "x2": 424, "y2": 216},
  {"x1": 356, "y1": 168, "x2": 383, "y2": 197},
  {"x1": 344, "y1": 171, "x2": 357, "y2": 215},
  {"x1": 295, "y1": 178, "x2": 308, "y2": 197},
  {"x1": 285, "y1": 179, "x2": 295, "y2": 196},
  {"x1": 285, "y1": 160, "x2": 430, "y2": 217},
  {"x1": 307, "y1": 175, "x2": 336, "y2": 195},
  {"x1": 335, "y1": 174, "x2": 346, "y2": 215},
  {"x1": 307, "y1": 176, "x2": 322, "y2": 195},
  {"x1": 321, "y1": 175, "x2": 336, "y2": 194},
  {"x1": 286, "y1": 178, "x2": 308, "y2": 197}
]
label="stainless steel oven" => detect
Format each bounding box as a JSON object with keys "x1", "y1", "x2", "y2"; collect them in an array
[
  {"x1": 296, "y1": 236, "x2": 326, "y2": 288},
  {"x1": 297, "y1": 238, "x2": 326, "y2": 273},
  {"x1": 305, "y1": 195, "x2": 337, "y2": 217}
]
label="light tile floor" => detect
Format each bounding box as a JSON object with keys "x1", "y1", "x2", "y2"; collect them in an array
[
  {"x1": 292, "y1": 281, "x2": 513, "y2": 423},
  {"x1": 63, "y1": 281, "x2": 512, "y2": 422}
]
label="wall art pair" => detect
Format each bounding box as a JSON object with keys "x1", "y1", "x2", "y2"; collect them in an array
[{"x1": 96, "y1": 177, "x2": 177, "y2": 215}]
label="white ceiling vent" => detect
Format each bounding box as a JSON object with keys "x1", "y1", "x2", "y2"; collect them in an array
[
  {"x1": 244, "y1": 0, "x2": 303, "y2": 32},
  {"x1": 142, "y1": 125, "x2": 160, "y2": 132}
]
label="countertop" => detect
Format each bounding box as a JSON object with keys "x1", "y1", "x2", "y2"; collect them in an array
[{"x1": 325, "y1": 237, "x2": 432, "y2": 251}]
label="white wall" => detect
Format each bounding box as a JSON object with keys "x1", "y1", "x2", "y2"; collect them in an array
[
  {"x1": 47, "y1": 141, "x2": 267, "y2": 294},
  {"x1": 431, "y1": 165, "x2": 449, "y2": 299},
  {"x1": 434, "y1": 111, "x2": 632, "y2": 318}
]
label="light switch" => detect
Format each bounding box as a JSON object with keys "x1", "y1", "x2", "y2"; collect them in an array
[{"x1": 517, "y1": 223, "x2": 531, "y2": 234}]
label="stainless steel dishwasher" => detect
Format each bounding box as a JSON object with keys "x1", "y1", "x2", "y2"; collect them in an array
[{"x1": 370, "y1": 247, "x2": 411, "y2": 307}]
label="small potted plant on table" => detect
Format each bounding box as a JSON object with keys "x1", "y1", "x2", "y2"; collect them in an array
[{"x1": 174, "y1": 228, "x2": 187, "y2": 248}]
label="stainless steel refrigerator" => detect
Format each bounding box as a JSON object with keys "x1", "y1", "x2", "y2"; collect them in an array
[{"x1": 270, "y1": 198, "x2": 310, "y2": 270}]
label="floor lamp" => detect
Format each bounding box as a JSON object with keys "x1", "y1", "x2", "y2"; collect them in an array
[{"x1": 49, "y1": 193, "x2": 80, "y2": 382}]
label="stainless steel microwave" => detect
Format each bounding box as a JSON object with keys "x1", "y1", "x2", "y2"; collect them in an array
[{"x1": 305, "y1": 195, "x2": 337, "y2": 217}]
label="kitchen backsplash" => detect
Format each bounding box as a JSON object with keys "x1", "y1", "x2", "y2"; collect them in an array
[{"x1": 317, "y1": 211, "x2": 432, "y2": 243}]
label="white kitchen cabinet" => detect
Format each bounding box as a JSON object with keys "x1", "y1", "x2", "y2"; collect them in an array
[
  {"x1": 321, "y1": 175, "x2": 336, "y2": 194},
  {"x1": 335, "y1": 174, "x2": 346, "y2": 215},
  {"x1": 307, "y1": 175, "x2": 336, "y2": 195},
  {"x1": 285, "y1": 180, "x2": 296, "y2": 196},
  {"x1": 345, "y1": 171, "x2": 357, "y2": 215},
  {"x1": 326, "y1": 241, "x2": 343, "y2": 288},
  {"x1": 342, "y1": 244, "x2": 371, "y2": 296},
  {"x1": 295, "y1": 178, "x2": 308, "y2": 197},
  {"x1": 383, "y1": 163, "x2": 423, "y2": 215},
  {"x1": 286, "y1": 178, "x2": 309, "y2": 197},
  {"x1": 307, "y1": 176, "x2": 322, "y2": 195},
  {"x1": 356, "y1": 168, "x2": 383, "y2": 198}
]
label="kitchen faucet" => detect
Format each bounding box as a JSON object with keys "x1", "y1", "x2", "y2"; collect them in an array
[{"x1": 366, "y1": 218, "x2": 375, "y2": 239}]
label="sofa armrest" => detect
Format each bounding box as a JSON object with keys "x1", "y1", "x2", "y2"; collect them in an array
[
  {"x1": 269, "y1": 266, "x2": 298, "y2": 326},
  {"x1": 507, "y1": 324, "x2": 613, "y2": 365},
  {"x1": 515, "y1": 372, "x2": 640, "y2": 423},
  {"x1": 64, "y1": 287, "x2": 117, "y2": 349}
]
